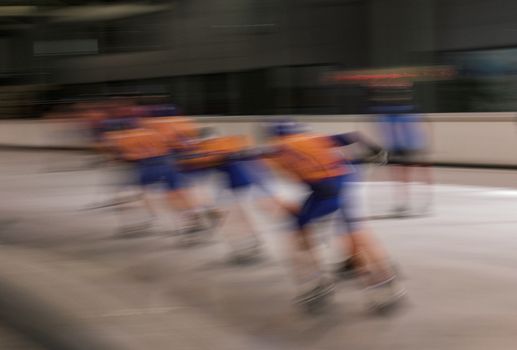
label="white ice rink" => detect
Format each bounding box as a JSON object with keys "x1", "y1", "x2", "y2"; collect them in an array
[{"x1": 1, "y1": 150, "x2": 517, "y2": 350}]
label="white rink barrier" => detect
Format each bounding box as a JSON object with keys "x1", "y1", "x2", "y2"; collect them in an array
[{"x1": 1, "y1": 113, "x2": 517, "y2": 167}]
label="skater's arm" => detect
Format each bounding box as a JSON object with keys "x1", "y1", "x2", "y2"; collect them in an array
[
  {"x1": 331, "y1": 132, "x2": 387, "y2": 165},
  {"x1": 331, "y1": 132, "x2": 381, "y2": 151}
]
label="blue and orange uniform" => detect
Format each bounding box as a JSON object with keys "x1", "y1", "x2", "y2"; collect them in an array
[
  {"x1": 178, "y1": 134, "x2": 255, "y2": 191},
  {"x1": 269, "y1": 132, "x2": 352, "y2": 229},
  {"x1": 264, "y1": 122, "x2": 402, "y2": 302},
  {"x1": 141, "y1": 116, "x2": 199, "y2": 154},
  {"x1": 261, "y1": 121, "x2": 385, "y2": 231},
  {"x1": 371, "y1": 103, "x2": 427, "y2": 162},
  {"x1": 104, "y1": 126, "x2": 183, "y2": 190},
  {"x1": 139, "y1": 116, "x2": 215, "y2": 197},
  {"x1": 369, "y1": 83, "x2": 419, "y2": 153}
]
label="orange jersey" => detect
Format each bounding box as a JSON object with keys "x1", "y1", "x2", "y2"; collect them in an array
[
  {"x1": 141, "y1": 117, "x2": 199, "y2": 150},
  {"x1": 179, "y1": 135, "x2": 249, "y2": 169},
  {"x1": 272, "y1": 134, "x2": 346, "y2": 183},
  {"x1": 105, "y1": 128, "x2": 170, "y2": 161}
]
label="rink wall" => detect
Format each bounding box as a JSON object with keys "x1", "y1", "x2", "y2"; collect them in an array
[{"x1": 1, "y1": 113, "x2": 517, "y2": 168}]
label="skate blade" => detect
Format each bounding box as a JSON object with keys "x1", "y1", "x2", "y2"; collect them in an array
[
  {"x1": 295, "y1": 284, "x2": 335, "y2": 305},
  {"x1": 364, "y1": 274, "x2": 397, "y2": 290},
  {"x1": 177, "y1": 235, "x2": 205, "y2": 248},
  {"x1": 334, "y1": 268, "x2": 358, "y2": 281},
  {"x1": 115, "y1": 223, "x2": 154, "y2": 239},
  {"x1": 297, "y1": 288, "x2": 334, "y2": 314},
  {"x1": 175, "y1": 225, "x2": 213, "y2": 247},
  {"x1": 369, "y1": 288, "x2": 407, "y2": 314},
  {"x1": 228, "y1": 248, "x2": 263, "y2": 265}
]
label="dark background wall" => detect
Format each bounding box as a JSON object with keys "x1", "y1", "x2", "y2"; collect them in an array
[
  {"x1": 4, "y1": 0, "x2": 517, "y2": 84},
  {"x1": 436, "y1": 0, "x2": 517, "y2": 51},
  {"x1": 50, "y1": 0, "x2": 369, "y2": 84},
  {"x1": 3, "y1": 0, "x2": 517, "y2": 115}
]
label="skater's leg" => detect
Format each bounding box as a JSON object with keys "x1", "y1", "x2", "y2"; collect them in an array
[
  {"x1": 413, "y1": 162, "x2": 434, "y2": 212},
  {"x1": 222, "y1": 187, "x2": 263, "y2": 260},
  {"x1": 288, "y1": 226, "x2": 326, "y2": 291},
  {"x1": 335, "y1": 177, "x2": 394, "y2": 281},
  {"x1": 346, "y1": 229, "x2": 393, "y2": 279},
  {"x1": 289, "y1": 192, "x2": 341, "y2": 291},
  {"x1": 390, "y1": 163, "x2": 411, "y2": 212},
  {"x1": 140, "y1": 160, "x2": 206, "y2": 234}
]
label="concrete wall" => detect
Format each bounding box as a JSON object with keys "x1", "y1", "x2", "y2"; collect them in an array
[{"x1": 1, "y1": 113, "x2": 517, "y2": 166}]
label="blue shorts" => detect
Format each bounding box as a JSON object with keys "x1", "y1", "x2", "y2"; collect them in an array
[
  {"x1": 296, "y1": 175, "x2": 359, "y2": 233},
  {"x1": 379, "y1": 114, "x2": 426, "y2": 152},
  {"x1": 136, "y1": 156, "x2": 183, "y2": 190},
  {"x1": 218, "y1": 161, "x2": 254, "y2": 190},
  {"x1": 244, "y1": 159, "x2": 275, "y2": 196}
]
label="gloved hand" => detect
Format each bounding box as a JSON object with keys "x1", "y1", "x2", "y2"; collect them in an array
[{"x1": 365, "y1": 147, "x2": 388, "y2": 166}]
